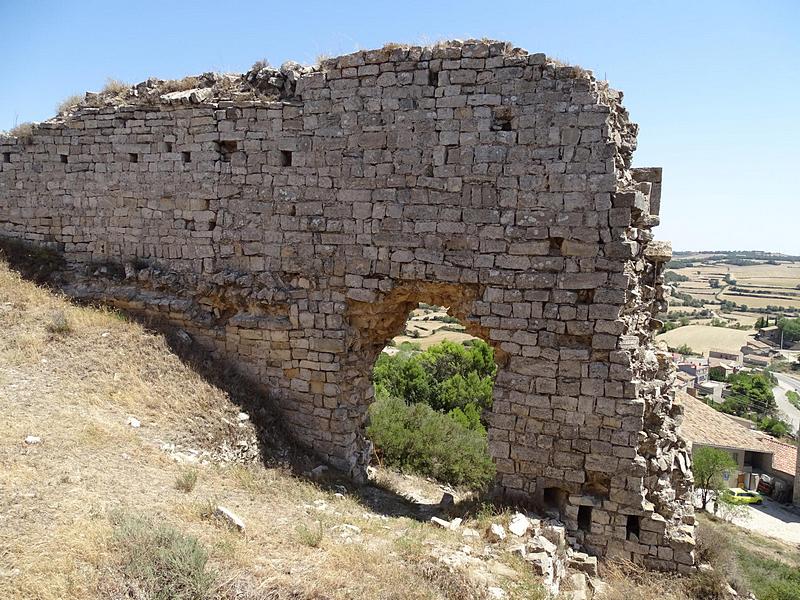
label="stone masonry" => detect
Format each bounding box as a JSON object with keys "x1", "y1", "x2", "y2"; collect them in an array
[{"x1": 0, "y1": 40, "x2": 695, "y2": 569}]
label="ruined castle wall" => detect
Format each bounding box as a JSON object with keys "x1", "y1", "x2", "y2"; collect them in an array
[{"x1": 0, "y1": 41, "x2": 695, "y2": 568}]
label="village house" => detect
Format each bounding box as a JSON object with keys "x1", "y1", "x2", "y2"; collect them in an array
[
  {"x1": 677, "y1": 358, "x2": 709, "y2": 386},
  {"x1": 679, "y1": 391, "x2": 796, "y2": 504},
  {"x1": 742, "y1": 354, "x2": 771, "y2": 369}
]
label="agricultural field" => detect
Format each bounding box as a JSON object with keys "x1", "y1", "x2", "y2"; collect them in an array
[
  {"x1": 656, "y1": 325, "x2": 757, "y2": 355},
  {"x1": 669, "y1": 254, "x2": 800, "y2": 313},
  {"x1": 391, "y1": 305, "x2": 477, "y2": 350},
  {"x1": 659, "y1": 252, "x2": 800, "y2": 355}
]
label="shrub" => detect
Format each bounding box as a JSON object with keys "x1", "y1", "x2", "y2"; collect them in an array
[
  {"x1": 366, "y1": 396, "x2": 495, "y2": 489},
  {"x1": 373, "y1": 338, "x2": 496, "y2": 416},
  {"x1": 57, "y1": 94, "x2": 83, "y2": 114},
  {"x1": 110, "y1": 512, "x2": 214, "y2": 600},
  {"x1": 175, "y1": 468, "x2": 198, "y2": 492},
  {"x1": 103, "y1": 78, "x2": 130, "y2": 95},
  {"x1": 295, "y1": 521, "x2": 323, "y2": 547},
  {"x1": 8, "y1": 122, "x2": 34, "y2": 144},
  {"x1": 46, "y1": 310, "x2": 71, "y2": 335}
]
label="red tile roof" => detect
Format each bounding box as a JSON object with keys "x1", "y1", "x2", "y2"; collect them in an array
[{"x1": 752, "y1": 433, "x2": 797, "y2": 477}]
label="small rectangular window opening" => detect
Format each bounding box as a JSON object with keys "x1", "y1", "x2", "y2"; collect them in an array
[
  {"x1": 626, "y1": 515, "x2": 641, "y2": 541},
  {"x1": 128, "y1": 153, "x2": 139, "y2": 163},
  {"x1": 577, "y1": 506, "x2": 592, "y2": 533},
  {"x1": 181, "y1": 151, "x2": 191, "y2": 163},
  {"x1": 218, "y1": 140, "x2": 237, "y2": 162},
  {"x1": 2, "y1": 152, "x2": 10, "y2": 164},
  {"x1": 165, "y1": 142, "x2": 173, "y2": 153},
  {"x1": 280, "y1": 150, "x2": 292, "y2": 167},
  {"x1": 60, "y1": 154, "x2": 68, "y2": 164}
]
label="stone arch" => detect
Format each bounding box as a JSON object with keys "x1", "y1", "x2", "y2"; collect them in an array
[{"x1": 342, "y1": 280, "x2": 506, "y2": 482}]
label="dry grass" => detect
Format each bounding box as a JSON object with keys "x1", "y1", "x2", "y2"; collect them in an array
[
  {"x1": 56, "y1": 94, "x2": 83, "y2": 115},
  {"x1": 176, "y1": 467, "x2": 199, "y2": 492},
  {"x1": 602, "y1": 560, "x2": 691, "y2": 600},
  {"x1": 102, "y1": 78, "x2": 130, "y2": 95},
  {"x1": 161, "y1": 76, "x2": 201, "y2": 93},
  {"x1": 6, "y1": 122, "x2": 34, "y2": 144}
]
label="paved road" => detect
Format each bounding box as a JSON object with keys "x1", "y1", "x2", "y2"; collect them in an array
[
  {"x1": 735, "y1": 499, "x2": 800, "y2": 544},
  {"x1": 773, "y1": 372, "x2": 800, "y2": 434},
  {"x1": 702, "y1": 496, "x2": 800, "y2": 545}
]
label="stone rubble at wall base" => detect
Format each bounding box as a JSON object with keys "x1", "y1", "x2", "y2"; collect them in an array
[{"x1": 0, "y1": 39, "x2": 695, "y2": 570}]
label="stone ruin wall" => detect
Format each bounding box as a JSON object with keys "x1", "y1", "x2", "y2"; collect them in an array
[{"x1": 0, "y1": 40, "x2": 696, "y2": 569}]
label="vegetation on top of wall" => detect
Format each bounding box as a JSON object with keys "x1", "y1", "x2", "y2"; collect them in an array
[
  {"x1": 3, "y1": 121, "x2": 35, "y2": 144},
  {"x1": 57, "y1": 94, "x2": 84, "y2": 115}
]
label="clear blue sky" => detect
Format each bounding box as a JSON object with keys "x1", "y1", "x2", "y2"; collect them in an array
[{"x1": 2, "y1": 1, "x2": 798, "y2": 254}]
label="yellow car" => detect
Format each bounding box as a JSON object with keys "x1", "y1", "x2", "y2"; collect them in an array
[{"x1": 722, "y1": 488, "x2": 763, "y2": 505}]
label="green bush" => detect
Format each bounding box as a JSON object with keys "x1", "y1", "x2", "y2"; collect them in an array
[
  {"x1": 367, "y1": 396, "x2": 495, "y2": 489},
  {"x1": 372, "y1": 339, "x2": 496, "y2": 418},
  {"x1": 110, "y1": 512, "x2": 213, "y2": 600}
]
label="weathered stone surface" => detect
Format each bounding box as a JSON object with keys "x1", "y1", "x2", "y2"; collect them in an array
[
  {"x1": 0, "y1": 40, "x2": 694, "y2": 568},
  {"x1": 213, "y1": 506, "x2": 245, "y2": 532}
]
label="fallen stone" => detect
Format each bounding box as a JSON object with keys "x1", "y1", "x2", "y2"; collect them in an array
[
  {"x1": 237, "y1": 412, "x2": 250, "y2": 422},
  {"x1": 525, "y1": 551, "x2": 553, "y2": 575},
  {"x1": 462, "y1": 527, "x2": 480, "y2": 539},
  {"x1": 24, "y1": 436, "x2": 41, "y2": 445},
  {"x1": 487, "y1": 523, "x2": 506, "y2": 542},
  {"x1": 430, "y1": 516, "x2": 451, "y2": 529},
  {"x1": 564, "y1": 572, "x2": 589, "y2": 600},
  {"x1": 213, "y1": 506, "x2": 245, "y2": 532},
  {"x1": 528, "y1": 535, "x2": 557, "y2": 555},
  {"x1": 487, "y1": 586, "x2": 506, "y2": 599},
  {"x1": 644, "y1": 240, "x2": 672, "y2": 262},
  {"x1": 508, "y1": 512, "x2": 530, "y2": 536},
  {"x1": 568, "y1": 552, "x2": 598, "y2": 577},
  {"x1": 126, "y1": 416, "x2": 141, "y2": 428},
  {"x1": 589, "y1": 577, "x2": 609, "y2": 597}
]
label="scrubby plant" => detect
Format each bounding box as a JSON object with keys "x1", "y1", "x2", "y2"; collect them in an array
[
  {"x1": 367, "y1": 395, "x2": 495, "y2": 489},
  {"x1": 46, "y1": 310, "x2": 71, "y2": 335},
  {"x1": 295, "y1": 521, "x2": 323, "y2": 547},
  {"x1": 372, "y1": 338, "x2": 496, "y2": 419},
  {"x1": 110, "y1": 512, "x2": 214, "y2": 600},
  {"x1": 8, "y1": 122, "x2": 34, "y2": 144},
  {"x1": 57, "y1": 94, "x2": 83, "y2": 115},
  {"x1": 174, "y1": 467, "x2": 198, "y2": 492},
  {"x1": 103, "y1": 78, "x2": 130, "y2": 95},
  {"x1": 161, "y1": 77, "x2": 200, "y2": 93}
]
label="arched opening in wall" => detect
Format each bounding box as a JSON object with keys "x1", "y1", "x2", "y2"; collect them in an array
[{"x1": 348, "y1": 283, "x2": 502, "y2": 495}]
